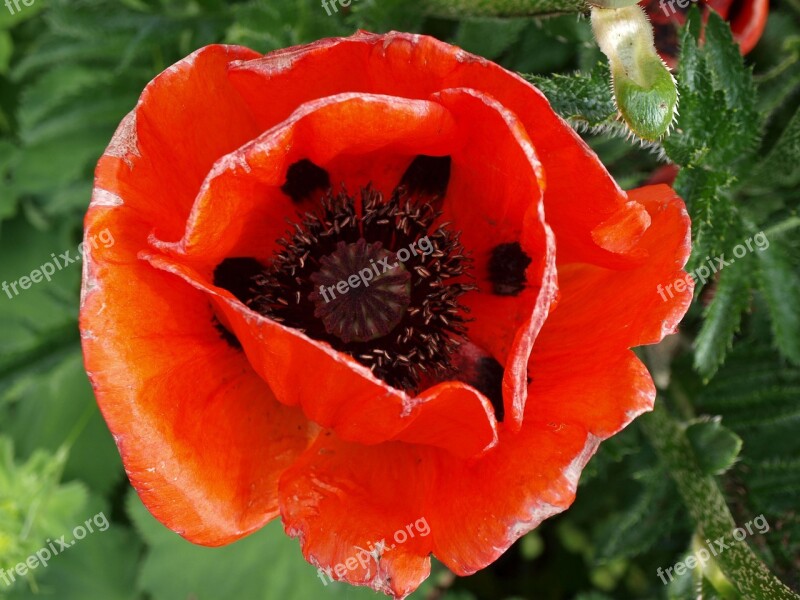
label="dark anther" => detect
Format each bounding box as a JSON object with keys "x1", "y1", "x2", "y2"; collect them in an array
[
  {"x1": 213, "y1": 257, "x2": 264, "y2": 304},
  {"x1": 249, "y1": 186, "x2": 475, "y2": 391},
  {"x1": 472, "y1": 357, "x2": 505, "y2": 422},
  {"x1": 213, "y1": 316, "x2": 242, "y2": 350},
  {"x1": 487, "y1": 242, "x2": 532, "y2": 296},
  {"x1": 399, "y1": 155, "x2": 452, "y2": 200},
  {"x1": 281, "y1": 159, "x2": 331, "y2": 203}
]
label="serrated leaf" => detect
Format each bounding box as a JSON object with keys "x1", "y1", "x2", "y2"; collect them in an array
[
  {"x1": 526, "y1": 62, "x2": 617, "y2": 129},
  {"x1": 756, "y1": 230, "x2": 800, "y2": 364},
  {"x1": 3, "y1": 497, "x2": 140, "y2": 600},
  {"x1": 693, "y1": 342, "x2": 800, "y2": 569},
  {"x1": 693, "y1": 259, "x2": 752, "y2": 378},
  {"x1": 664, "y1": 9, "x2": 759, "y2": 173},
  {"x1": 755, "y1": 105, "x2": 800, "y2": 188},
  {"x1": 673, "y1": 168, "x2": 738, "y2": 267},
  {"x1": 594, "y1": 467, "x2": 681, "y2": 560},
  {"x1": 703, "y1": 13, "x2": 757, "y2": 113},
  {"x1": 0, "y1": 438, "x2": 88, "y2": 570}
]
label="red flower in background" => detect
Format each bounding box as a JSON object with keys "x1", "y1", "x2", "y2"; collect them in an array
[
  {"x1": 80, "y1": 32, "x2": 692, "y2": 598},
  {"x1": 644, "y1": 0, "x2": 769, "y2": 66}
]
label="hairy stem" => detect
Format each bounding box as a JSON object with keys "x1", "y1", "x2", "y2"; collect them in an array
[{"x1": 641, "y1": 402, "x2": 799, "y2": 599}]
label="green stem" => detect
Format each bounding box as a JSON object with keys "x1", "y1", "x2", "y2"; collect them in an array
[
  {"x1": 641, "y1": 401, "x2": 799, "y2": 599},
  {"x1": 423, "y1": 0, "x2": 586, "y2": 17}
]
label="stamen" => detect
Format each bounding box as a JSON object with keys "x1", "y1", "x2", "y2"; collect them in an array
[{"x1": 247, "y1": 186, "x2": 475, "y2": 391}]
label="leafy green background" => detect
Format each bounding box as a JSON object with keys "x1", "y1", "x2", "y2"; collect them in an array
[{"x1": 0, "y1": 0, "x2": 798, "y2": 599}]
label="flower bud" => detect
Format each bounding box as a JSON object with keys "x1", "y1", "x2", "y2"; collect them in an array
[{"x1": 591, "y1": 4, "x2": 679, "y2": 140}]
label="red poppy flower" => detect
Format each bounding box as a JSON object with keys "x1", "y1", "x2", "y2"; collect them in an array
[
  {"x1": 644, "y1": 0, "x2": 769, "y2": 67},
  {"x1": 80, "y1": 32, "x2": 693, "y2": 598}
]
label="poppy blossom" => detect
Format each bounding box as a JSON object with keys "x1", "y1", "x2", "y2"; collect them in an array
[
  {"x1": 80, "y1": 32, "x2": 693, "y2": 598},
  {"x1": 644, "y1": 0, "x2": 769, "y2": 66}
]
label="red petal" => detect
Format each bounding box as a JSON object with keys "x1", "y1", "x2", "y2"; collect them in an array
[
  {"x1": 152, "y1": 93, "x2": 457, "y2": 264},
  {"x1": 228, "y1": 31, "x2": 632, "y2": 267},
  {"x1": 431, "y1": 87, "x2": 557, "y2": 429},
  {"x1": 81, "y1": 205, "x2": 310, "y2": 546},
  {"x1": 94, "y1": 45, "x2": 262, "y2": 242},
  {"x1": 142, "y1": 253, "x2": 499, "y2": 459},
  {"x1": 278, "y1": 436, "x2": 436, "y2": 598}
]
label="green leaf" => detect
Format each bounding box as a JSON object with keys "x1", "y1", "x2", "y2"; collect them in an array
[
  {"x1": 0, "y1": 215, "x2": 80, "y2": 377},
  {"x1": 755, "y1": 229, "x2": 800, "y2": 364},
  {"x1": 755, "y1": 105, "x2": 800, "y2": 188},
  {"x1": 663, "y1": 10, "x2": 759, "y2": 172},
  {"x1": 0, "y1": 0, "x2": 45, "y2": 29},
  {"x1": 594, "y1": 466, "x2": 682, "y2": 560},
  {"x1": 0, "y1": 438, "x2": 88, "y2": 571},
  {"x1": 526, "y1": 62, "x2": 617, "y2": 130},
  {"x1": 703, "y1": 14, "x2": 755, "y2": 113},
  {"x1": 0, "y1": 29, "x2": 12, "y2": 74},
  {"x1": 4, "y1": 497, "x2": 140, "y2": 600},
  {"x1": 693, "y1": 259, "x2": 752, "y2": 379},
  {"x1": 4, "y1": 350, "x2": 124, "y2": 496},
  {"x1": 672, "y1": 162, "x2": 738, "y2": 268},
  {"x1": 685, "y1": 417, "x2": 742, "y2": 475},
  {"x1": 454, "y1": 18, "x2": 528, "y2": 60}
]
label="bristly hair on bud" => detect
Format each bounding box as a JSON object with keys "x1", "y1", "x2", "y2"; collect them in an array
[{"x1": 591, "y1": 4, "x2": 679, "y2": 141}]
